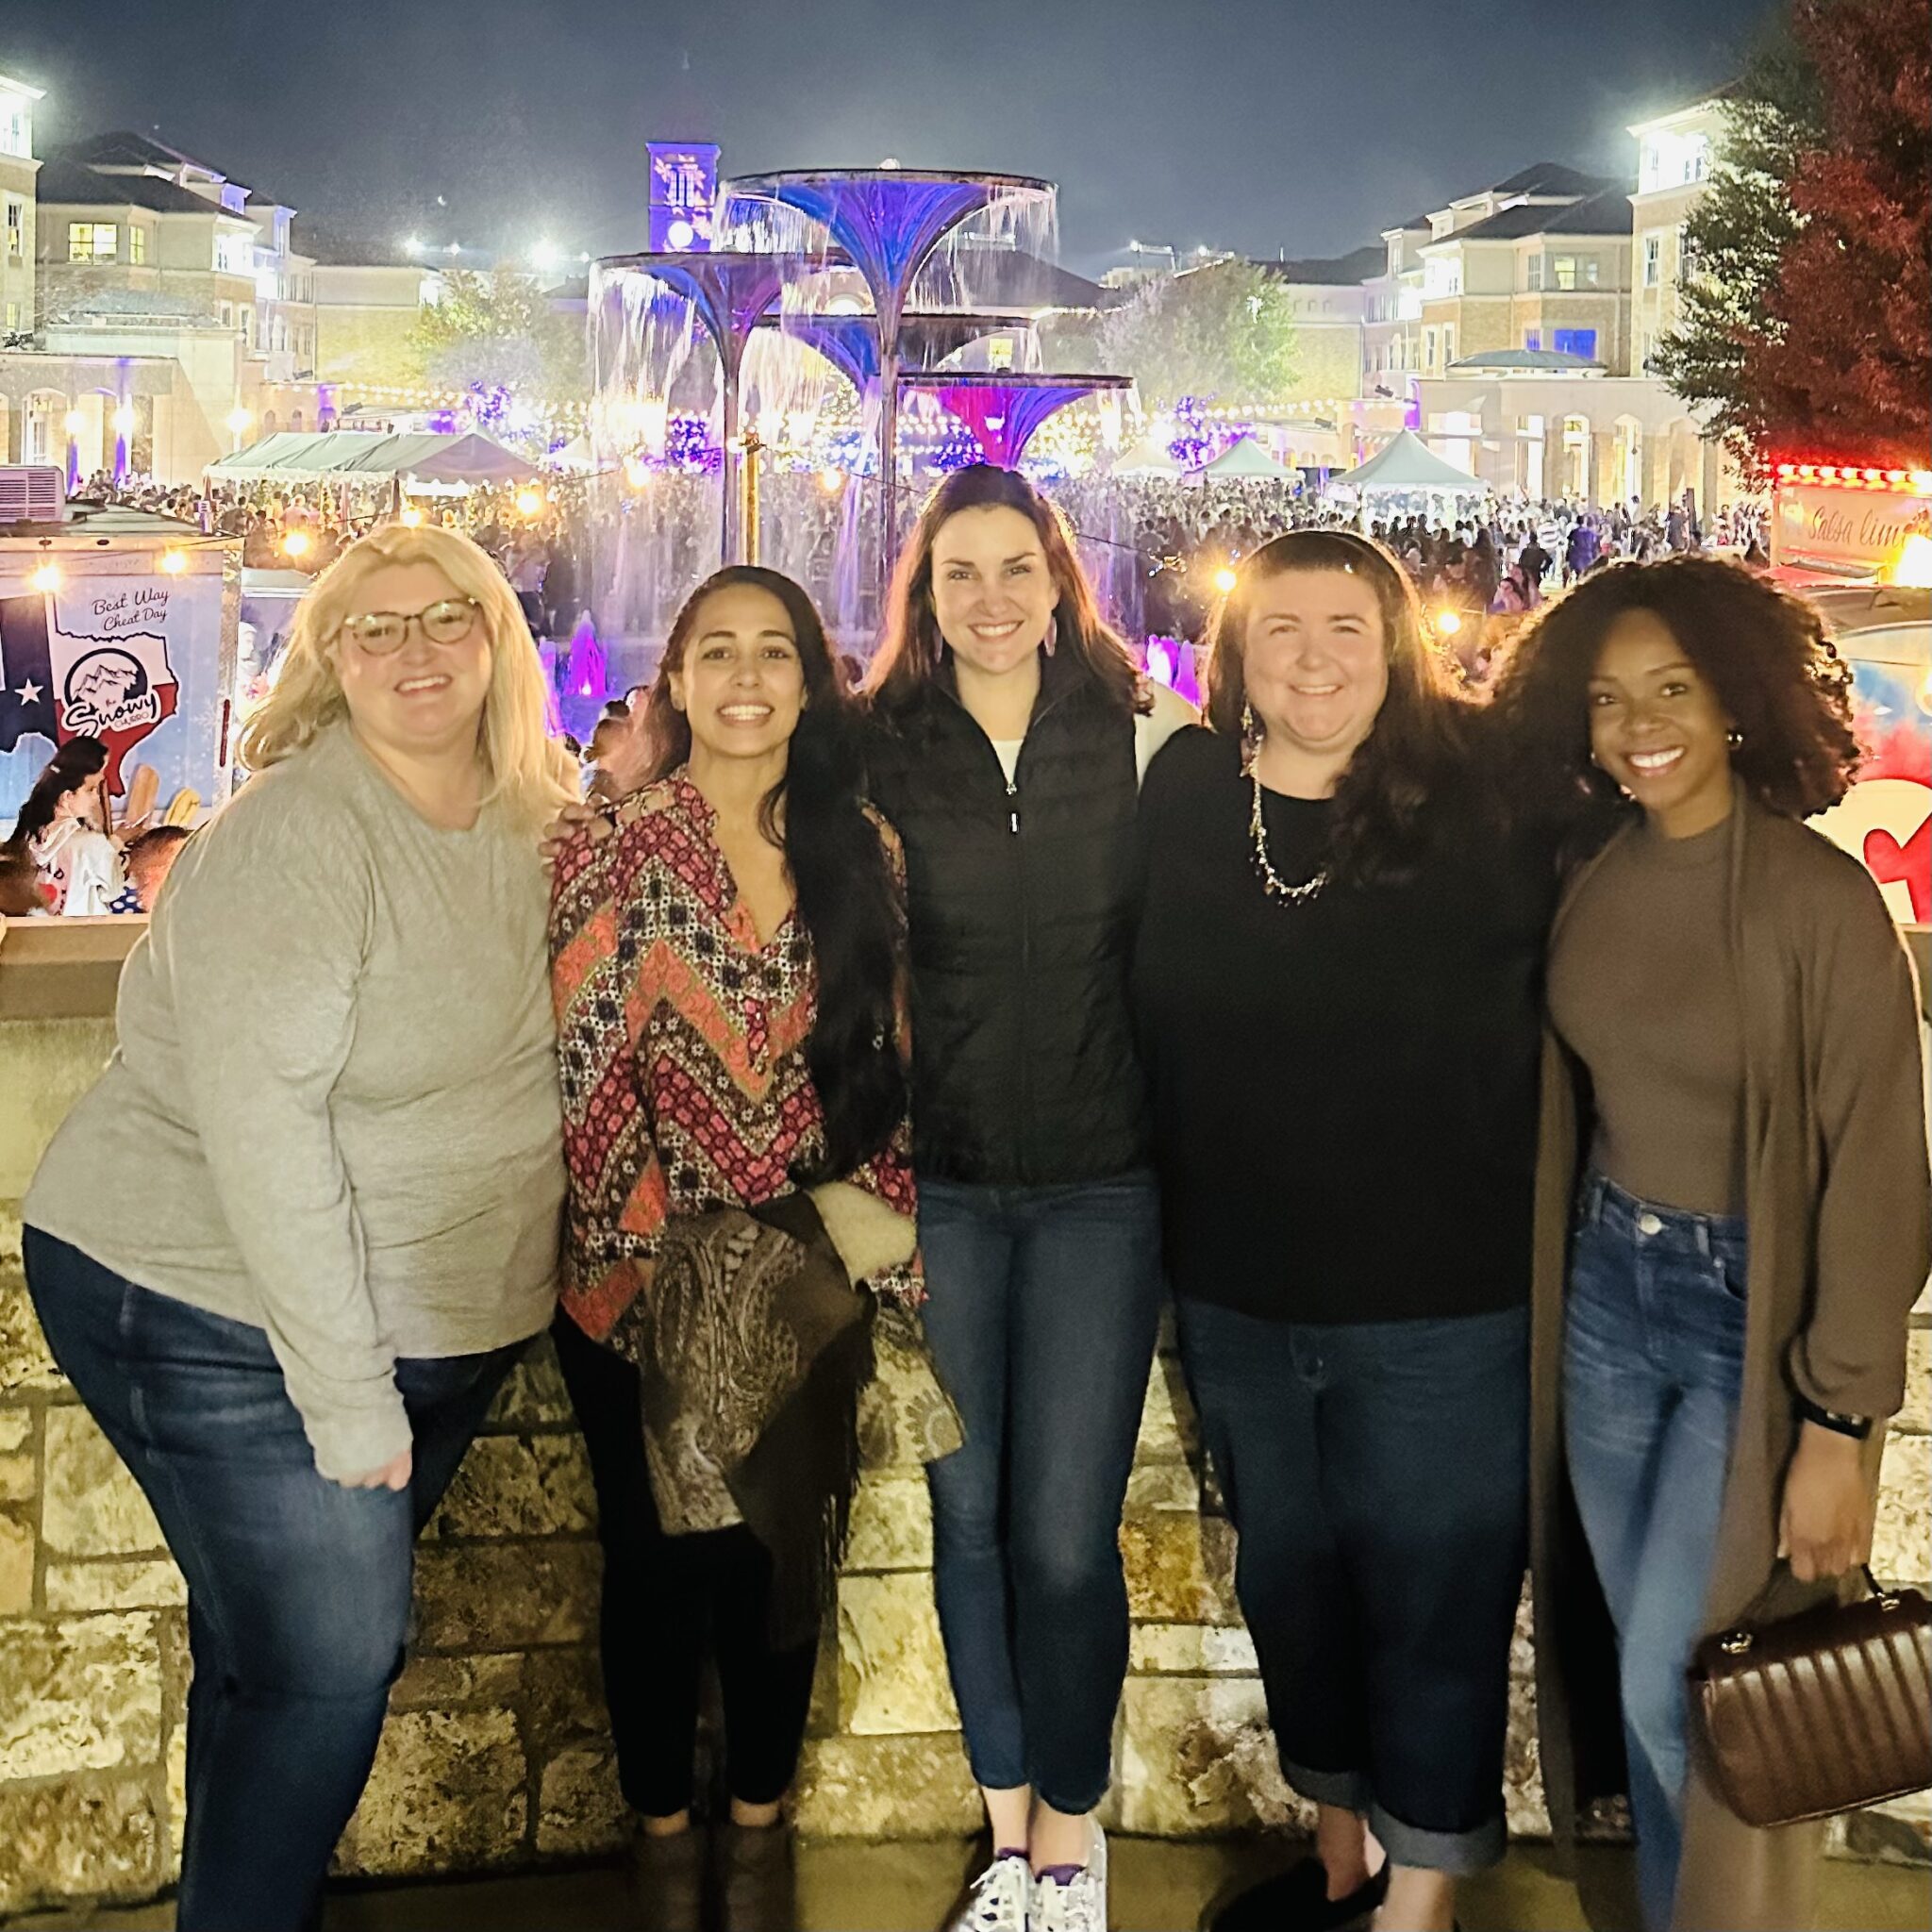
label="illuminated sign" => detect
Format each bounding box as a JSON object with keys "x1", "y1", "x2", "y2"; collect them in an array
[
  {"x1": 1772, "y1": 480, "x2": 1932, "y2": 578},
  {"x1": 647, "y1": 142, "x2": 719, "y2": 253}
]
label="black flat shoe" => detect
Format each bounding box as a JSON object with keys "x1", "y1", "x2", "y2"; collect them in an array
[{"x1": 1207, "y1": 1856, "x2": 1391, "y2": 1932}]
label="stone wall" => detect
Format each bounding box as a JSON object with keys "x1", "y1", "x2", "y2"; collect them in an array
[{"x1": 3, "y1": 1013, "x2": 1927, "y2": 1916}]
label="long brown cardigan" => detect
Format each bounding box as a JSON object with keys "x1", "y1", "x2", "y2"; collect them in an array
[{"x1": 1529, "y1": 788, "x2": 1931, "y2": 1932}]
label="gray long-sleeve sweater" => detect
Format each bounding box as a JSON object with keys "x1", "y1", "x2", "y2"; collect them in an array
[{"x1": 26, "y1": 723, "x2": 563, "y2": 1479}]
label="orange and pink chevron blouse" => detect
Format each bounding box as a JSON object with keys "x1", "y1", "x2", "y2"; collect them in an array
[{"x1": 547, "y1": 769, "x2": 917, "y2": 1342}]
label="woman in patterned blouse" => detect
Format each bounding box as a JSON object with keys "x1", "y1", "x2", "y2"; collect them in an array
[{"x1": 547, "y1": 567, "x2": 918, "y2": 1932}]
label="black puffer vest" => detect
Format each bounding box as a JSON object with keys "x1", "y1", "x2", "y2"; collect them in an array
[{"x1": 865, "y1": 648, "x2": 1150, "y2": 1186}]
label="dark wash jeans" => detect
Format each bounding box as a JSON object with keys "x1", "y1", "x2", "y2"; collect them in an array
[
  {"x1": 1563, "y1": 1174, "x2": 1748, "y2": 1932},
  {"x1": 1175, "y1": 1295, "x2": 1530, "y2": 1874},
  {"x1": 915, "y1": 1171, "x2": 1163, "y2": 1815},
  {"x1": 24, "y1": 1228, "x2": 525, "y2": 1932}
]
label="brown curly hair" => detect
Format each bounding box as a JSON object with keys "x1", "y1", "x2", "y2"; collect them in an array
[
  {"x1": 1204, "y1": 528, "x2": 1475, "y2": 886},
  {"x1": 1489, "y1": 556, "x2": 1859, "y2": 852}
]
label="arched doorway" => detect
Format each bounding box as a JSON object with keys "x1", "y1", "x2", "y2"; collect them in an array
[
  {"x1": 1560, "y1": 416, "x2": 1591, "y2": 499},
  {"x1": 24, "y1": 390, "x2": 69, "y2": 468}
]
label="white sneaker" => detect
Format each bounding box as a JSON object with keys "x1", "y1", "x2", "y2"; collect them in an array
[
  {"x1": 953, "y1": 1851, "x2": 1031, "y2": 1932},
  {"x1": 1031, "y1": 1822, "x2": 1108, "y2": 1932}
]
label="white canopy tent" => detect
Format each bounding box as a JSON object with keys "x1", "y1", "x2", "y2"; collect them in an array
[
  {"x1": 207, "y1": 431, "x2": 540, "y2": 493},
  {"x1": 1109, "y1": 438, "x2": 1185, "y2": 477},
  {"x1": 1326, "y1": 429, "x2": 1486, "y2": 523},
  {"x1": 1191, "y1": 437, "x2": 1299, "y2": 482}
]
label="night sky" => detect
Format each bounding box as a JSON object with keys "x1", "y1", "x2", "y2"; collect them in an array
[{"x1": 12, "y1": 0, "x2": 1780, "y2": 274}]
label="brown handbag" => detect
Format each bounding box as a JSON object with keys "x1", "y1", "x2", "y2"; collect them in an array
[{"x1": 1690, "y1": 1566, "x2": 1932, "y2": 1828}]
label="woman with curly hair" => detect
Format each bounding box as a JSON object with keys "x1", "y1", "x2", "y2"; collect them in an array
[{"x1": 1492, "y1": 558, "x2": 1929, "y2": 1932}]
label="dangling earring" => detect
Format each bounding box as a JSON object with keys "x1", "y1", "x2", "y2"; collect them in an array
[
  {"x1": 1725, "y1": 726, "x2": 1744, "y2": 749},
  {"x1": 1043, "y1": 614, "x2": 1058, "y2": 658}
]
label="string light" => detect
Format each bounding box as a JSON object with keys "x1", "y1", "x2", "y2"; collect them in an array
[
  {"x1": 280, "y1": 528, "x2": 312, "y2": 559},
  {"x1": 158, "y1": 549, "x2": 188, "y2": 575},
  {"x1": 399, "y1": 506, "x2": 425, "y2": 527},
  {"x1": 111, "y1": 405, "x2": 137, "y2": 436},
  {"x1": 29, "y1": 552, "x2": 60, "y2": 592},
  {"x1": 62, "y1": 409, "x2": 86, "y2": 437},
  {"x1": 515, "y1": 486, "x2": 545, "y2": 517}
]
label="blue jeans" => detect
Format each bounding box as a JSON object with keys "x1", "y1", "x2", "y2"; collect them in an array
[
  {"x1": 915, "y1": 1172, "x2": 1162, "y2": 1814},
  {"x1": 1176, "y1": 1296, "x2": 1529, "y2": 1874},
  {"x1": 1563, "y1": 1174, "x2": 1748, "y2": 1932},
  {"x1": 25, "y1": 1228, "x2": 527, "y2": 1932}
]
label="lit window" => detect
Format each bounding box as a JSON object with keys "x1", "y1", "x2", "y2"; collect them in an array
[
  {"x1": 68, "y1": 223, "x2": 119, "y2": 263},
  {"x1": 1644, "y1": 236, "x2": 1661, "y2": 287},
  {"x1": 4, "y1": 199, "x2": 22, "y2": 259},
  {"x1": 1553, "y1": 328, "x2": 1598, "y2": 360},
  {"x1": 1553, "y1": 257, "x2": 1578, "y2": 291},
  {"x1": 129, "y1": 225, "x2": 147, "y2": 265},
  {"x1": 0, "y1": 108, "x2": 28, "y2": 159},
  {"x1": 1524, "y1": 330, "x2": 1541, "y2": 353}
]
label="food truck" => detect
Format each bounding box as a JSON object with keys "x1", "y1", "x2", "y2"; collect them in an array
[
  {"x1": 1770, "y1": 462, "x2": 1931, "y2": 932},
  {"x1": 1, "y1": 477, "x2": 241, "y2": 836}
]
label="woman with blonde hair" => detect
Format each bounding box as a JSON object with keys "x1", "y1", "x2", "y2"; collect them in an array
[{"x1": 23, "y1": 523, "x2": 575, "y2": 1932}]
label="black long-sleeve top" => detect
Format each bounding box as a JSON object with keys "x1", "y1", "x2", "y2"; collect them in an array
[{"x1": 1131, "y1": 725, "x2": 1555, "y2": 1324}]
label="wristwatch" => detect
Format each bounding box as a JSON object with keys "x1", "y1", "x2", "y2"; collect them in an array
[{"x1": 1794, "y1": 1392, "x2": 1874, "y2": 1441}]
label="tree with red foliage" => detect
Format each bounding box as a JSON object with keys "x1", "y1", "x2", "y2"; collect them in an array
[{"x1": 1753, "y1": 0, "x2": 1932, "y2": 465}]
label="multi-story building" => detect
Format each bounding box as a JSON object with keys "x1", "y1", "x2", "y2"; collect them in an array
[
  {"x1": 0, "y1": 112, "x2": 330, "y2": 483},
  {"x1": 0, "y1": 69, "x2": 40, "y2": 340},
  {"x1": 1390, "y1": 127, "x2": 1738, "y2": 506},
  {"x1": 300, "y1": 224, "x2": 447, "y2": 391},
  {"x1": 1628, "y1": 93, "x2": 1728, "y2": 376},
  {"x1": 1256, "y1": 245, "x2": 1382, "y2": 408}
]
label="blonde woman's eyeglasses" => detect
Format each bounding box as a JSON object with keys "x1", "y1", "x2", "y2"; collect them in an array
[{"x1": 337, "y1": 598, "x2": 481, "y2": 655}]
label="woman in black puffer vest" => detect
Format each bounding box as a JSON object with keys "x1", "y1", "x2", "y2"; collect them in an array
[{"x1": 863, "y1": 464, "x2": 1191, "y2": 1932}]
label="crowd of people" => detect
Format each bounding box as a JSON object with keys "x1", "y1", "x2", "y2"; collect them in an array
[{"x1": 8, "y1": 465, "x2": 1923, "y2": 1932}]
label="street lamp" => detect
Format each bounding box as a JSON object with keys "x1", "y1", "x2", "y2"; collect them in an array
[{"x1": 225, "y1": 406, "x2": 253, "y2": 452}]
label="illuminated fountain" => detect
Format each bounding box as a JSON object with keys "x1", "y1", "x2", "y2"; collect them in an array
[
  {"x1": 592, "y1": 249, "x2": 824, "y2": 561},
  {"x1": 903, "y1": 371, "x2": 1134, "y2": 470},
  {"x1": 724, "y1": 170, "x2": 1054, "y2": 572},
  {"x1": 588, "y1": 165, "x2": 1141, "y2": 671}
]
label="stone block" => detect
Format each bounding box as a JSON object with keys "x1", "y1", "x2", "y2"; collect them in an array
[
  {"x1": 791, "y1": 1732, "x2": 979, "y2": 1838},
  {"x1": 1128, "y1": 1622, "x2": 1258, "y2": 1675},
  {"x1": 391, "y1": 1652, "x2": 526, "y2": 1711},
  {"x1": 845, "y1": 1474, "x2": 932, "y2": 1572},
  {"x1": 165, "y1": 1708, "x2": 187, "y2": 1874},
  {"x1": 519, "y1": 1645, "x2": 611, "y2": 1750},
  {"x1": 0, "y1": 1407, "x2": 35, "y2": 1501},
  {"x1": 44, "y1": 1557, "x2": 187, "y2": 1611},
  {"x1": 0, "y1": 1611, "x2": 163, "y2": 1780},
  {"x1": 1897, "y1": 1329, "x2": 1930, "y2": 1437},
  {"x1": 335, "y1": 1707, "x2": 528, "y2": 1876},
  {"x1": 1874, "y1": 1432, "x2": 1930, "y2": 1584},
  {"x1": 1125, "y1": 1461, "x2": 1205, "y2": 1515},
  {"x1": 1504, "y1": 1678, "x2": 1549, "y2": 1838},
  {"x1": 536, "y1": 1742, "x2": 628, "y2": 1856},
  {"x1": 0, "y1": 1776, "x2": 161, "y2": 1916},
  {"x1": 1136, "y1": 1357, "x2": 1200, "y2": 1463},
  {"x1": 1839, "y1": 1785, "x2": 1930, "y2": 1864},
  {"x1": 42, "y1": 1406, "x2": 164, "y2": 1557},
  {"x1": 0, "y1": 1283, "x2": 64, "y2": 1397},
  {"x1": 412, "y1": 1541, "x2": 601, "y2": 1653},
  {"x1": 485, "y1": 1339, "x2": 576, "y2": 1428},
  {"x1": 0, "y1": 1505, "x2": 32, "y2": 1614},
  {"x1": 1114, "y1": 1674, "x2": 1307, "y2": 1836},
  {"x1": 836, "y1": 1571, "x2": 958, "y2": 1736},
  {"x1": 1121, "y1": 1513, "x2": 1240, "y2": 1624},
  {"x1": 426, "y1": 1433, "x2": 596, "y2": 1541}
]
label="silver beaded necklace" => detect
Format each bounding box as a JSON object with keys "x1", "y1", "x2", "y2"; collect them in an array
[{"x1": 1249, "y1": 770, "x2": 1330, "y2": 906}]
